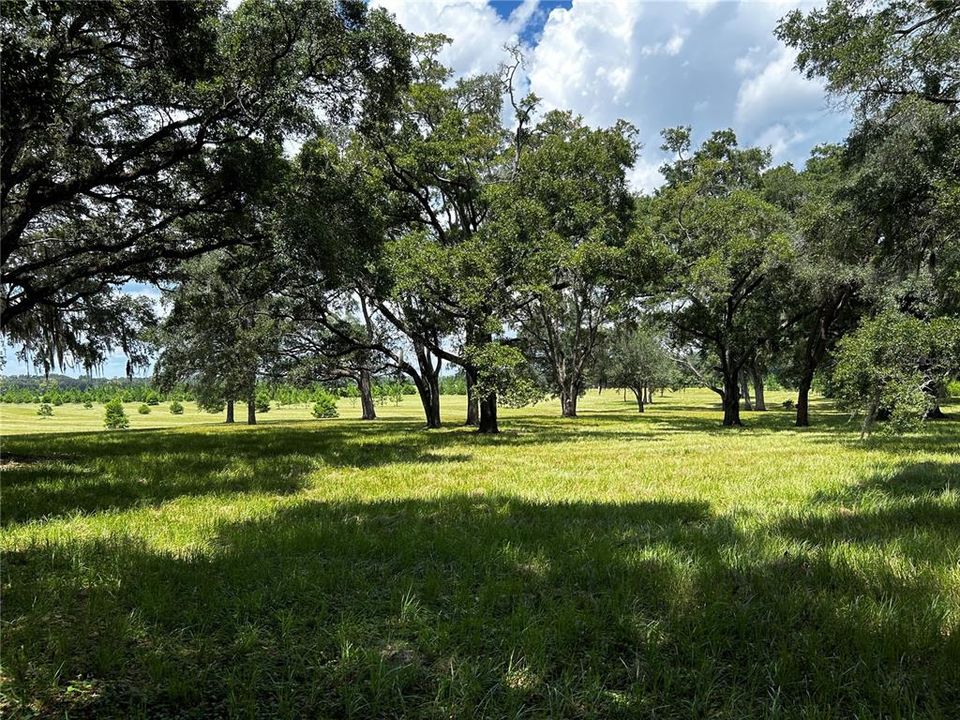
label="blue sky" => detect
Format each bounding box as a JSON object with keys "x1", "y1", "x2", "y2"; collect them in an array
[{"x1": 5, "y1": 0, "x2": 850, "y2": 378}]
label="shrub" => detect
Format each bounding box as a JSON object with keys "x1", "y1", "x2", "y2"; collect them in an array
[
  {"x1": 169, "y1": 400, "x2": 185, "y2": 415},
  {"x1": 37, "y1": 402, "x2": 53, "y2": 418},
  {"x1": 138, "y1": 403, "x2": 151, "y2": 415},
  {"x1": 104, "y1": 397, "x2": 130, "y2": 430},
  {"x1": 311, "y1": 390, "x2": 339, "y2": 419},
  {"x1": 83, "y1": 399, "x2": 93, "y2": 409},
  {"x1": 255, "y1": 391, "x2": 271, "y2": 414},
  {"x1": 949, "y1": 379, "x2": 960, "y2": 399},
  {"x1": 145, "y1": 390, "x2": 161, "y2": 406}
]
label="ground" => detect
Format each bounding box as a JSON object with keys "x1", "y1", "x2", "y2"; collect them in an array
[{"x1": 2, "y1": 390, "x2": 959, "y2": 719}]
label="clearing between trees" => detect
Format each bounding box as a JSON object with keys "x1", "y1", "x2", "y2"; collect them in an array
[{"x1": 3, "y1": 389, "x2": 959, "y2": 718}]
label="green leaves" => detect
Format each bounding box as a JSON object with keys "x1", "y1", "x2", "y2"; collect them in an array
[{"x1": 833, "y1": 309, "x2": 960, "y2": 435}]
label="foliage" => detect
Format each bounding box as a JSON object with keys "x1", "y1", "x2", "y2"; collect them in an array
[
  {"x1": 832, "y1": 310, "x2": 960, "y2": 435},
  {"x1": 607, "y1": 327, "x2": 675, "y2": 410},
  {"x1": 169, "y1": 400, "x2": 185, "y2": 416},
  {"x1": 103, "y1": 397, "x2": 129, "y2": 430},
  {"x1": 1, "y1": 0, "x2": 413, "y2": 370},
  {"x1": 255, "y1": 391, "x2": 271, "y2": 414},
  {"x1": 465, "y1": 343, "x2": 543, "y2": 409},
  {"x1": 36, "y1": 402, "x2": 53, "y2": 418},
  {"x1": 153, "y1": 247, "x2": 285, "y2": 415},
  {"x1": 311, "y1": 389, "x2": 339, "y2": 419},
  {"x1": 138, "y1": 404, "x2": 151, "y2": 415},
  {"x1": 648, "y1": 128, "x2": 796, "y2": 425},
  {"x1": 509, "y1": 111, "x2": 639, "y2": 416},
  {"x1": 778, "y1": 0, "x2": 960, "y2": 116}
]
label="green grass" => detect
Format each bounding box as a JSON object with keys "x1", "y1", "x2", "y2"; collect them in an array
[{"x1": 2, "y1": 390, "x2": 959, "y2": 718}]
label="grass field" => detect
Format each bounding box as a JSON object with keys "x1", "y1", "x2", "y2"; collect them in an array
[{"x1": 2, "y1": 390, "x2": 959, "y2": 718}]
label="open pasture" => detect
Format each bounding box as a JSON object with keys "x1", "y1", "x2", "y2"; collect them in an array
[{"x1": 2, "y1": 390, "x2": 959, "y2": 718}]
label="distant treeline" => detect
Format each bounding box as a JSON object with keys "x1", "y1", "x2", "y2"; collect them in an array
[{"x1": 0, "y1": 374, "x2": 469, "y2": 405}]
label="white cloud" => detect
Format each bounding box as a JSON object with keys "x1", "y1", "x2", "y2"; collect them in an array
[
  {"x1": 754, "y1": 123, "x2": 808, "y2": 162},
  {"x1": 641, "y1": 29, "x2": 688, "y2": 57},
  {"x1": 627, "y1": 157, "x2": 665, "y2": 193},
  {"x1": 734, "y1": 46, "x2": 825, "y2": 131},
  {"x1": 526, "y1": 0, "x2": 644, "y2": 122},
  {"x1": 373, "y1": 0, "x2": 537, "y2": 77},
  {"x1": 685, "y1": 0, "x2": 719, "y2": 15}
]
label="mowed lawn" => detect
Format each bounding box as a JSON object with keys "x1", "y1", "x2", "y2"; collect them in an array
[{"x1": 2, "y1": 390, "x2": 959, "y2": 719}]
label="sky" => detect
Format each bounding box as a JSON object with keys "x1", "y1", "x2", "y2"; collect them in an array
[
  {"x1": 5, "y1": 0, "x2": 851, "y2": 378},
  {"x1": 372, "y1": 0, "x2": 851, "y2": 191}
]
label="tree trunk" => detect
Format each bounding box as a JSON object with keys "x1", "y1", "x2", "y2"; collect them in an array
[
  {"x1": 225, "y1": 400, "x2": 235, "y2": 424},
  {"x1": 796, "y1": 369, "x2": 813, "y2": 427},
  {"x1": 927, "y1": 404, "x2": 948, "y2": 419},
  {"x1": 722, "y1": 372, "x2": 743, "y2": 427},
  {"x1": 469, "y1": 328, "x2": 499, "y2": 433},
  {"x1": 478, "y1": 391, "x2": 499, "y2": 433},
  {"x1": 740, "y1": 375, "x2": 753, "y2": 411},
  {"x1": 407, "y1": 347, "x2": 442, "y2": 429},
  {"x1": 246, "y1": 397, "x2": 256, "y2": 425},
  {"x1": 634, "y1": 388, "x2": 645, "y2": 413},
  {"x1": 358, "y1": 370, "x2": 376, "y2": 420},
  {"x1": 560, "y1": 383, "x2": 578, "y2": 418},
  {"x1": 647, "y1": 385, "x2": 655, "y2": 404},
  {"x1": 411, "y1": 373, "x2": 441, "y2": 429},
  {"x1": 465, "y1": 369, "x2": 479, "y2": 426},
  {"x1": 751, "y1": 364, "x2": 766, "y2": 411}
]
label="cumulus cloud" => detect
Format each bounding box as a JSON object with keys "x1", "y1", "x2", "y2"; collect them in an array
[
  {"x1": 525, "y1": 1, "x2": 644, "y2": 119},
  {"x1": 641, "y1": 29, "x2": 688, "y2": 57},
  {"x1": 372, "y1": 0, "x2": 537, "y2": 77},
  {"x1": 734, "y1": 46, "x2": 825, "y2": 131},
  {"x1": 627, "y1": 157, "x2": 666, "y2": 194}
]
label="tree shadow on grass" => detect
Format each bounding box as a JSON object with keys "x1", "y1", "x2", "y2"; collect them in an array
[
  {"x1": 774, "y1": 462, "x2": 960, "y2": 564},
  {"x1": 0, "y1": 424, "x2": 474, "y2": 526},
  {"x1": 5, "y1": 493, "x2": 959, "y2": 719}
]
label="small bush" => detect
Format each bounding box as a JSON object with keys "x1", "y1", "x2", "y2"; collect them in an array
[
  {"x1": 255, "y1": 391, "x2": 271, "y2": 414},
  {"x1": 138, "y1": 403, "x2": 151, "y2": 415},
  {"x1": 83, "y1": 399, "x2": 93, "y2": 409},
  {"x1": 948, "y1": 379, "x2": 960, "y2": 399},
  {"x1": 104, "y1": 397, "x2": 130, "y2": 430},
  {"x1": 169, "y1": 400, "x2": 184, "y2": 415},
  {"x1": 37, "y1": 402, "x2": 53, "y2": 418},
  {"x1": 311, "y1": 390, "x2": 339, "y2": 419},
  {"x1": 145, "y1": 390, "x2": 161, "y2": 406}
]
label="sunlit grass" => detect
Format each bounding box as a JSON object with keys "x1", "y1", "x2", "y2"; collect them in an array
[{"x1": 2, "y1": 390, "x2": 958, "y2": 718}]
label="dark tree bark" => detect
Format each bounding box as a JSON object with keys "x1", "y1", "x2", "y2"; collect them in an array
[
  {"x1": 469, "y1": 329, "x2": 499, "y2": 434},
  {"x1": 412, "y1": 374, "x2": 441, "y2": 428},
  {"x1": 795, "y1": 288, "x2": 853, "y2": 427},
  {"x1": 560, "y1": 383, "x2": 578, "y2": 417},
  {"x1": 225, "y1": 400, "x2": 235, "y2": 424},
  {"x1": 246, "y1": 397, "x2": 257, "y2": 425},
  {"x1": 358, "y1": 370, "x2": 376, "y2": 420},
  {"x1": 740, "y1": 375, "x2": 753, "y2": 411},
  {"x1": 633, "y1": 388, "x2": 645, "y2": 412},
  {"x1": 412, "y1": 342, "x2": 442, "y2": 429},
  {"x1": 478, "y1": 391, "x2": 499, "y2": 433},
  {"x1": 796, "y1": 368, "x2": 814, "y2": 427},
  {"x1": 722, "y1": 371, "x2": 743, "y2": 427},
  {"x1": 751, "y1": 362, "x2": 767, "y2": 411},
  {"x1": 465, "y1": 369, "x2": 479, "y2": 426}
]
